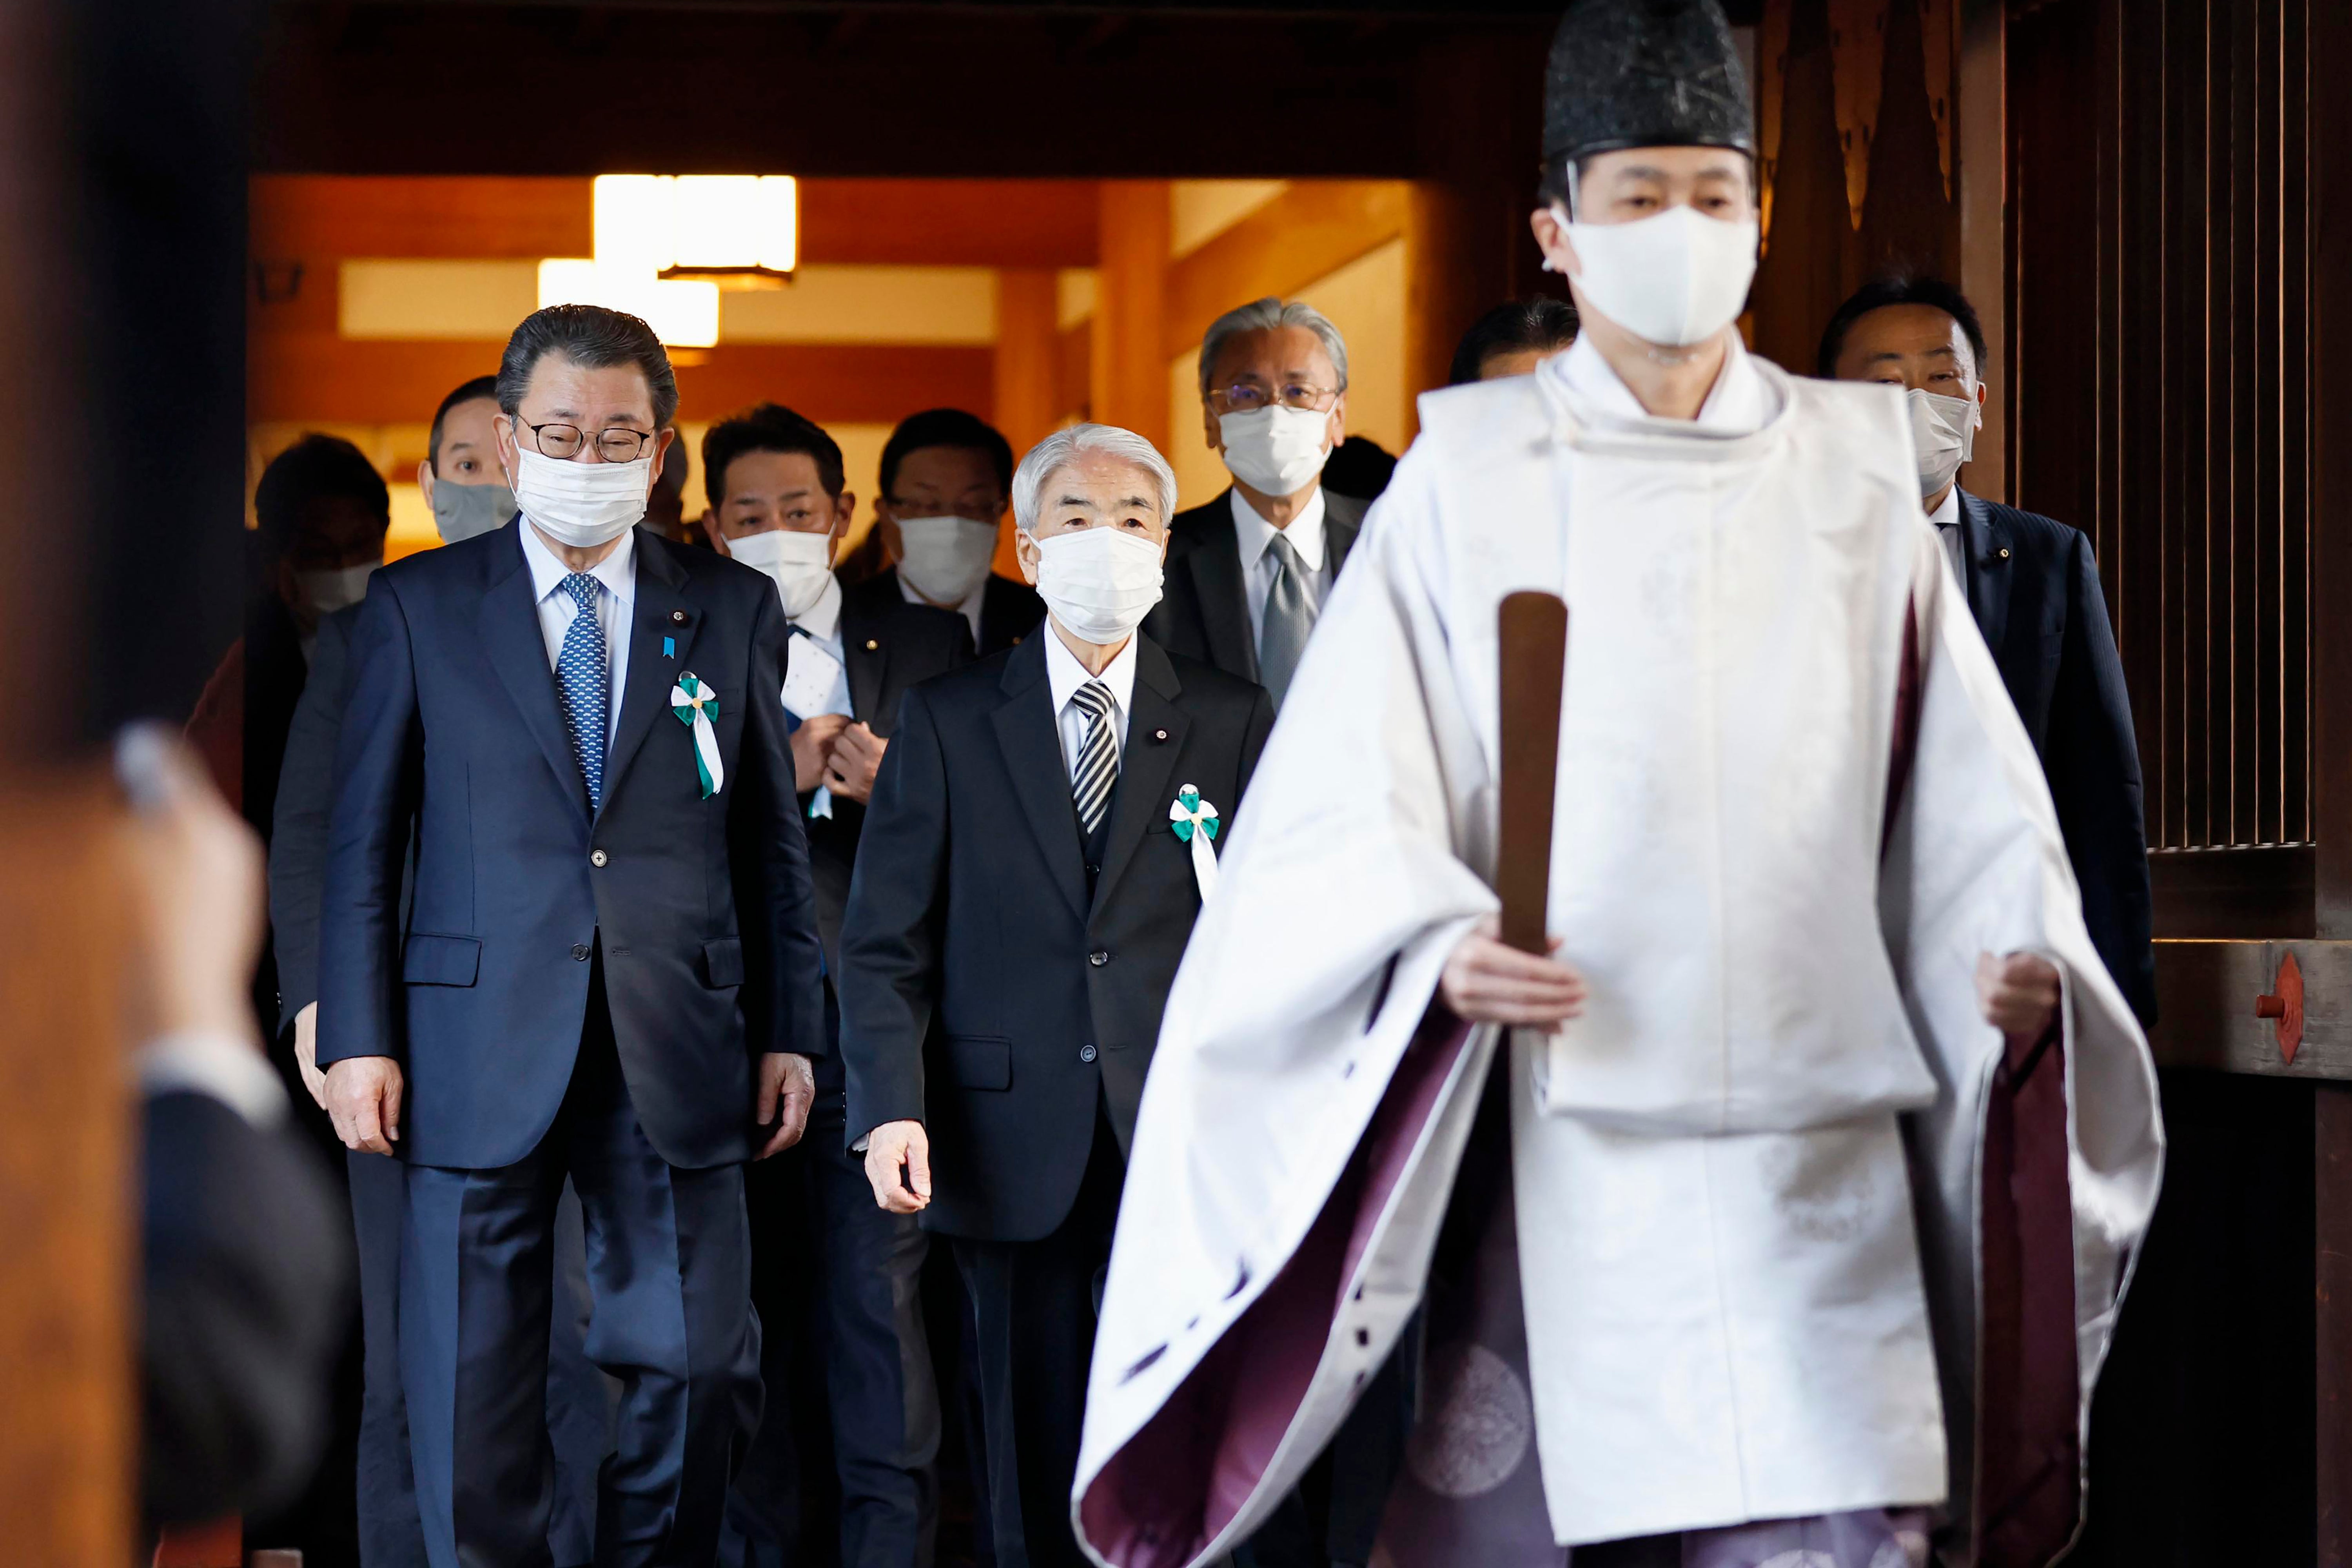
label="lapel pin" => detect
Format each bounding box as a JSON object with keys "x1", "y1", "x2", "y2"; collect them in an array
[
  {"x1": 671, "y1": 609, "x2": 688, "y2": 623},
  {"x1": 866, "y1": 639, "x2": 880, "y2": 651},
  {"x1": 1997, "y1": 547, "x2": 2011, "y2": 560},
  {"x1": 1154, "y1": 728, "x2": 1169, "y2": 742},
  {"x1": 662, "y1": 635, "x2": 676, "y2": 658}
]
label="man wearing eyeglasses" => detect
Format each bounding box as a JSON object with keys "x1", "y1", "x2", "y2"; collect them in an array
[
  {"x1": 316, "y1": 303, "x2": 826, "y2": 1568},
  {"x1": 1143, "y1": 298, "x2": 1365, "y2": 709}
]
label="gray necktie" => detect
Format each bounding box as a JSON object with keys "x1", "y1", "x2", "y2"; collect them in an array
[{"x1": 1257, "y1": 532, "x2": 1316, "y2": 709}]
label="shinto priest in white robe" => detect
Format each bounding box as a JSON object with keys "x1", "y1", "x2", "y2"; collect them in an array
[{"x1": 1071, "y1": 335, "x2": 2164, "y2": 1566}]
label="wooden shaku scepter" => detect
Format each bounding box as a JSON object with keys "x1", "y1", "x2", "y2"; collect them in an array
[{"x1": 1496, "y1": 592, "x2": 1569, "y2": 954}]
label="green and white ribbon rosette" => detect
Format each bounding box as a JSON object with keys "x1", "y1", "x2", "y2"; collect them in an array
[
  {"x1": 670, "y1": 673, "x2": 725, "y2": 799},
  {"x1": 1167, "y1": 784, "x2": 1221, "y2": 899}
]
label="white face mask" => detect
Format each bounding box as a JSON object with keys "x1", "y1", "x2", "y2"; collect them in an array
[
  {"x1": 297, "y1": 561, "x2": 379, "y2": 617},
  {"x1": 1031, "y1": 526, "x2": 1165, "y2": 645},
  {"x1": 1217, "y1": 404, "x2": 1331, "y2": 497},
  {"x1": 431, "y1": 479, "x2": 515, "y2": 545},
  {"x1": 894, "y1": 515, "x2": 999, "y2": 606},
  {"x1": 511, "y1": 445, "x2": 652, "y2": 549},
  {"x1": 1554, "y1": 201, "x2": 1759, "y2": 349},
  {"x1": 1906, "y1": 387, "x2": 1982, "y2": 500},
  {"x1": 726, "y1": 526, "x2": 837, "y2": 621}
]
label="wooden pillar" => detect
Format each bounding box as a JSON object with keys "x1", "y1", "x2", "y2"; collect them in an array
[
  {"x1": 1090, "y1": 180, "x2": 1170, "y2": 453},
  {"x1": 992, "y1": 267, "x2": 1060, "y2": 574},
  {"x1": 1406, "y1": 35, "x2": 1548, "y2": 424},
  {"x1": 1957, "y1": 0, "x2": 2009, "y2": 501}
]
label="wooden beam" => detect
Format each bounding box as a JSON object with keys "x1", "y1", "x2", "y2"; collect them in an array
[
  {"x1": 1161, "y1": 180, "x2": 1410, "y2": 364},
  {"x1": 992, "y1": 268, "x2": 1061, "y2": 462},
  {"x1": 251, "y1": 175, "x2": 1099, "y2": 269},
  {"x1": 251, "y1": 176, "x2": 593, "y2": 261},
  {"x1": 248, "y1": 334, "x2": 991, "y2": 427},
  {"x1": 1091, "y1": 180, "x2": 1169, "y2": 449}
]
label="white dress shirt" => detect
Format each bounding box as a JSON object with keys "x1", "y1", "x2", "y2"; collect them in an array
[
  {"x1": 1044, "y1": 623, "x2": 1138, "y2": 784},
  {"x1": 784, "y1": 572, "x2": 855, "y2": 819},
  {"x1": 519, "y1": 519, "x2": 635, "y2": 746},
  {"x1": 1230, "y1": 486, "x2": 1331, "y2": 653},
  {"x1": 783, "y1": 573, "x2": 854, "y2": 720},
  {"x1": 139, "y1": 1029, "x2": 287, "y2": 1127},
  {"x1": 900, "y1": 568, "x2": 987, "y2": 651},
  {"x1": 1928, "y1": 484, "x2": 1967, "y2": 587}
]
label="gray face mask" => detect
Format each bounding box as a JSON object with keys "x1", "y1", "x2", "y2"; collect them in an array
[{"x1": 432, "y1": 479, "x2": 517, "y2": 544}]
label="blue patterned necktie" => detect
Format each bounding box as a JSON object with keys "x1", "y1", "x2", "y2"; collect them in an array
[{"x1": 556, "y1": 572, "x2": 610, "y2": 810}]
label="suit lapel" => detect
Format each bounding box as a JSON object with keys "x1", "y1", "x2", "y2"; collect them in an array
[
  {"x1": 1189, "y1": 492, "x2": 1258, "y2": 681},
  {"x1": 1092, "y1": 639, "x2": 1187, "y2": 914},
  {"x1": 1323, "y1": 490, "x2": 1365, "y2": 578},
  {"x1": 1958, "y1": 490, "x2": 2012, "y2": 653},
  {"x1": 989, "y1": 637, "x2": 1089, "y2": 920},
  {"x1": 842, "y1": 599, "x2": 888, "y2": 729},
  {"x1": 602, "y1": 528, "x2": 701, "y2": 811},
  {"x1": 478, "y1": 528, "x2": 591, "y2": 823}
]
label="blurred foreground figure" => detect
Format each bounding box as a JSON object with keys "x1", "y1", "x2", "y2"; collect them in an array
[
  {"x1": 1821, "y1": 277, "x2": 2156, "y2": 1026},
  {"x1": 1072, "y1": 4, "x2": 2162, "y2": 1567},
  {"x1": 124, "y1": 726, "x2": 347, "y2": 1541}
]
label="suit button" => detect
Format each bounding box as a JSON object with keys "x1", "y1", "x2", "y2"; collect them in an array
[
  {"x1": 1089, "y1": 949, "x2": 1111, "y2": 967},
  {"x1": 1080, "y1": 1044, "x2": 1099, "y2": 1063},
  {"x1": 590, "y1": 849, "x2": 608, "y2": 867},
  {"x1": 571, "y1": 943, "x2": 591, "y2": 961}
]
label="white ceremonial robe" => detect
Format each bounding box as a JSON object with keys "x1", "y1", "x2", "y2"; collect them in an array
[{"x1": 1071, "y1": 338, "x2": 2165, "y2": 1566}]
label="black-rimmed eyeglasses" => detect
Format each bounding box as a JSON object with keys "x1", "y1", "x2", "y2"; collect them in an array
[{"x1": 515, "y1": 420, "x2": 657, "y2": 463}]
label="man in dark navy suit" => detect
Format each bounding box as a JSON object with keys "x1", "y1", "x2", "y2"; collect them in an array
[
  {"x1": 1823, "y1": 276, "x2": 2157, "y2": 1023},
  {"x1": 698, "y1": 402, "x2": 973, "y2": 1568},
  {"x1": 840, "y1": 423, "x2": 1274, "y2": 1568},
  {"x1": 857, "y1": 407, "x2": 1044, "y2": 657},
  {"x1": 317, "y1": 305, "x2": 826, "y2": 1568}
]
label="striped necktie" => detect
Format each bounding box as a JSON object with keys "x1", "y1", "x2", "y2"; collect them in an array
[{"x1": 1069, "y1": 680, "x2": 1119, "y2": 835}]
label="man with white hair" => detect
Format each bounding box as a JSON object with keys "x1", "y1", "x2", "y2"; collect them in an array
[
  {"x1": 1144, "y1": 297, "x2": 1365, "y2": 708},
  {"x1": 837, "y1": 424, "x2": 1274, "y2": 1568}
]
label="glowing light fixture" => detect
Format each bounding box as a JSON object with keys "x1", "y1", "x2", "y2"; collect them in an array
[
  {"x1": 536, "y1": 174, "x2": 797, "y2": 348},
  {"x1": 536, "y1": 258, "x2": 720, "y2": 349},
  {"x1": 593, "y1": 173, "x2": 798, "y2": 287}
]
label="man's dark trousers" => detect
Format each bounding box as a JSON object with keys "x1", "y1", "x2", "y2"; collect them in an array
[{"x1": 402, "y1": 948, "x2": 759, "y2": 1567}]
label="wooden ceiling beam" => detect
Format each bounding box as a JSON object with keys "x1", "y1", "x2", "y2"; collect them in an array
[
  {"x1": 250, "y1": 334, "x2": 992, "y2": 427},
  {"x1": 1162, "y1": 180, "x2": 1411, "y2": 362},
  {"x1": 250, "y1": 175, "x2": 1100, "y2": 267}
]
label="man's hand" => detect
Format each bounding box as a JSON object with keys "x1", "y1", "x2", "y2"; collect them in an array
[
  {"x1": 1439, "y1": 915, "x2": 1588, "y2": 1026},
  {"x1": 1978, "y1": 951, "x2": 2061, "y2": 1040},
  {"x1": 791, "y1": 713, "x2": 851, "y2": 794},
  {"x1": 293, "y1": 1002, "x2": 328, "y2": 1109},
  {"x1": 324, "y1": 1056, "x2": 404, "y2": 1155},
  {"x1": 822, "y1": 722, "x2": 888, "y2": 804},
  {"x1": 862, "y1": 1120, "x2": 932, "y2": 1214},
  {"x1": 755, "y1": 1052, "x2": 817, "y2": 1158}
]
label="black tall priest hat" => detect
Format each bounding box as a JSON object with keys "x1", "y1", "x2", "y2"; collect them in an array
[{"x1": 1542, "y1": 0, "x2": 1755, "y2": 169}]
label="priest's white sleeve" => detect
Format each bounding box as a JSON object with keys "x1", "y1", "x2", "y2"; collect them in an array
[
  {"x1": 1077, "y1": 446, "x2": 1498, "y2": 1515},
  {"x1": 1880, "y1": 523, "x2": 2164, "y2": 1560}
]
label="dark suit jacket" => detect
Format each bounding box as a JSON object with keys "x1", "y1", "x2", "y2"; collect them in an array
[
  {"x1": 1954, "y1": 490, "x2": 2157, "y2": 1023},
  {"x1": 1143, "y1": 485, "x2": 1367, "y2": 684},
  {"x1": 837, "y1": 633, "x2": 1274, "y2": 1243},
  {"x1": 803, "y1": 576, "x2": 975, "y2": 977},
  {"x1": 863, "y1": 564, "x2": 1044, "y2": 658},
  {"x1": 142, "y1": 1089, "x2": 349, "y2": 1531},
  {"x1": 316, "y1": 524, "x2": 826, "y2": 1171},
  {"x1": 270, "y1": 601, "x2": 363, "y2": 1034}
]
